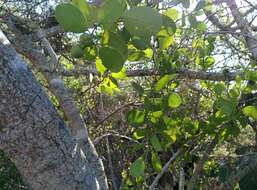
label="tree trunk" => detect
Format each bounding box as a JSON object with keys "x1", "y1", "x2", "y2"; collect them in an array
[{"x1": 0, "y1": 31, "x2": 102, "y2": 189}]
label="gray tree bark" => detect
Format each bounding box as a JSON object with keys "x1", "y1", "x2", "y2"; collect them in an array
[{"x1": 0, "y1": 30, "x2": 101, "y2": 189}]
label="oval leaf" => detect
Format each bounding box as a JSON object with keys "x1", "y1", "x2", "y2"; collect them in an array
[
  {"x1": 243, "y1": 106, "x2": 257, "y2": 120},
  {"x1": 130, "y1": 157, "x2": 145, "y2": 177},
  {"x1": 123, "y1": 7, "x2": 162, "y2": 37},
  {"x1": 99, "y1": 0, "x2": 124, "y2": 25},
  {"x1": 99, "y1": 47, "x2": 125, "y2": 73},
  {"x1": 150, "y1": 135, "x2": 163, "y2": 152},
  {"x1": 55, "y1": 3, "x2": 88, "y2": 33},
  {"x1": 168, "y1": 93, "x2": 182, "y2": 108}
]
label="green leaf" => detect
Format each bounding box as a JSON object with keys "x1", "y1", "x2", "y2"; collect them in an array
[
  {"x1": 161, "y1": 15, "x2": 177, "y2": 35},
  {"x1": 151, "y1": 153, "x2": 162, "y2": 172},
  {"x1": 168, "y1": 93, "x2": 182, "y2": 108},
  {"x1": 103, "y1": 31, "x2": 128, "y2": 57},
  {"x1": 131, "y1": 36, "x2": 150, "y2": 50},
  {"x1": 70, "y1": 44, "x2": 84, "y2": 58},
  {"x1": 72, "y1": 0, "x2": 94, "y2": 25},
  {"x1": 83, "y1": 46, "x2": 97, "y2": 61},
  {"x1": 126, "y1": 0, "x2": 142, "y2": 7},
  {"x1": 79, "y1": 33, "x2": 94, "y2": 48},
  {"x1": 214, "y1": 83, "x2": 226, "y2": 95},
  {"x1": 163, "y1": 8, "x2": 179, "y2": 21},
  {"x1": 111, "y1": 68, "x2": 127, "y2": 79},
  {"x1": 155, "y1": 74, "x2": 177, "y2": 91},
  {"x1": 133, "y1": 128, "x2": 145, "y2": 140},
  {"x1": 216, "y1": 98, "x2": 237, "y2": 117},
  {"x1": 158, "y1": 36, "x2": 174, "y2": 50},
  {"x1": 150, "y1": 135, "x2": 163, "y2": 152},
  {"x1": 128, "y1": 49, "x2": 145, "y2": 61},
  {"x1": 188, "y1": 15, "x2": 198, "y2": 28},
  {"x1": 95, "y1": 57, "x2": 107, "y2": 75},
  {"x1": 163, "y1": 127, "x2": 178, "y2": 142},
  {"x1": 243, "y1": 106, "x2": 257, "y2": 120},
  {"x1": 55, "y1": 3, "x2": 88, "y2": 33},
  {"x1": 127, "y1": 109, "x2": 145, "y2": 126},
  {"x1": 130, "y1": 157, "x2": 145, "y2": 177},
  {"x1": 99, "y1": 47, "x2": 125, "y2": 72},
  {"x1": 123, "y1": 7, "x2": 162, "y2": 37},
  {"x1": 99, "y1": 0, "x2": 125, "y2": 25},
  {"x1": 204, "y1": 56, "x2": 215, "y2": 68}
]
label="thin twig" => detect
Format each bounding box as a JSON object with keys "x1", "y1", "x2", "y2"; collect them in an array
[{"x1": 149, "y1": 148, "x2": 183, "y2": 190}]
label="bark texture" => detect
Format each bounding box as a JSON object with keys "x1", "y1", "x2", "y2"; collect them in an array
[{"x1": 0, "y1": 30, "x2": 100, "y2": 189}]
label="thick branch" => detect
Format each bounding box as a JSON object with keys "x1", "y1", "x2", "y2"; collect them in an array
[{"x1": 0, "y1": 29, "x2": 100, "y2": 190}]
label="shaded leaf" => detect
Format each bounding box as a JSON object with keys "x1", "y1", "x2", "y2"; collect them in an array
[
  {"x1": 150, "y1": 135, "x2": 163, "y2": 152},
  {"x1": 123, "y1": 7, "x2": 162, "y2": 37},
  {"x1": 99, "y1": 47, "x2": 125, "y2": 72},
  {"x1": 130, "y1": 157, "x2": 145, "y2": 177},
  {"x1": 55, "y1": 3, "x2": 88, "y2": 33}
]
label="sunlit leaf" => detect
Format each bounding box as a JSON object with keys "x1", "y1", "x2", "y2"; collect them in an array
[
  {"x1": 163, "y1": 8, "x2": 179, "y2": 21},
  {"x1": 243, "y1": 106, "x2": 257, "y2": 120},
  {"x1": 151, "y1": 153, "x2": 162, "y2": 172},
  {"x1": 127, "y1": 109, "x2": 145, "y2": 125},
  {"x1": 168, "y1": 93, "x2": 182, "y2": 108},
  {"x1": 111, "y1": 67, "x2": 127, "y2": 79},
  {"x1": 133, "y1": 128, "x2": 145, "y2": 140},
  {"x1": 155, "y1": 74, "x2": 177, "y2": 91},
  {"x1": 95, "y1": 57, "x2": 107, "y2": 75}
]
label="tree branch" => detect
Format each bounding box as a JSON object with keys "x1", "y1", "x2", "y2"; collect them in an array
[{"x1": 149, "y1": 148, "x2": 183, "y2": 190}]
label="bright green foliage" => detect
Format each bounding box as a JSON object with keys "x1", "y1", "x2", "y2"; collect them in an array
[
  {"x1": 243, "y1": 106, "x2": 257, "y2": 120},
  {"x1": 55, "y1": 3, "x2": 88, "y2": 33},
  {"x1": 168, "y1": 93, "x2": 182, "y2": 108},
  {"x1": 163, "y1": 8, "x2": 179, "y2": 21},
  {"x1": 151, "y1": 153, "x2": 162, "y2": 173},
  {"x1": 129, "y1": 157, "x2": 145, "y2": 177},
  {"x1": 123, "y1": 7, "x2": 162, "y2": 37},
  {"x1": 127, "y1": 109, "x2": 145, "y2": 126},
  {"x1": 155, "y1": 74, "x2": 177, "y2": 91}
]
